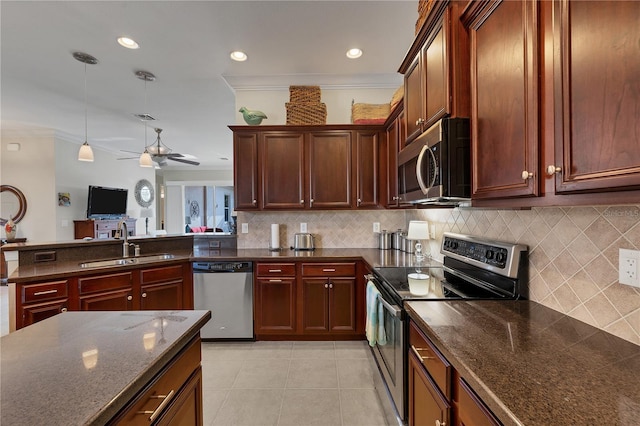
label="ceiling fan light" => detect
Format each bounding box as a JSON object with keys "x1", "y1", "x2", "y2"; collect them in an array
[
  {"x1": 139, "y1": 151, "x2": 153, "y2": 168},
  {"x1": 78, "y1": 141, "x2": 94, "y2": 162}
]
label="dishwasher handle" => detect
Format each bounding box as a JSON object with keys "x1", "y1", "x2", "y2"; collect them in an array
[{"x1": 193, "y1": 261, "x2": 253, "y2": 273}]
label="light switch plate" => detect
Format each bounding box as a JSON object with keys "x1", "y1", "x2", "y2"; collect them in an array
[
  {"x1": 300, "y1": 223, "x2": 307, "y2": 232},
  {"x1": 619, "y1": 248, "x2": 640, "y2": 287},
  {"x1": 373, "y1": 222, "x2": 381, "y2": 233},
  {"x1": 241, "y1": 223, "x2": 248, "y2": 234}
]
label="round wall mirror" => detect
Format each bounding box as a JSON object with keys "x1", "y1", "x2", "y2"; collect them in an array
[
  {"x1": 134, "y1": 179, "x2": 155, "y2": 208},
  {"x1": 0, "y1": 185, "x2": 27, "y2": 225}
]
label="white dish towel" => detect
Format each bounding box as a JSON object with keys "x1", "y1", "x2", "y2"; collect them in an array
[{"x1": 365, "y1": 280, "x2": 387, "y2": 346}]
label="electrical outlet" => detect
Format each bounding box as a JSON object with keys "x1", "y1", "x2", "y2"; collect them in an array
[
  {"x1": 619, "y1": 248, "x2": 640, "y2": 287},
  {"x1": 429, "y1": 226, "x2": 436, "y2": 240},
  {"x1": 373, "y1": 222, "x2": 381, "y2": 233},
  {"x1": 300, "y1": 223, "x2": 307, "y2": 232},
  {"x1": 241, "y1": 223, "x2": 248, "y2": 234}
]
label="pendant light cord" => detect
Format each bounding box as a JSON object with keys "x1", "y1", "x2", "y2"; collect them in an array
[{"x1": 84, "y1": 62, "x2": 88, "y2": 142}]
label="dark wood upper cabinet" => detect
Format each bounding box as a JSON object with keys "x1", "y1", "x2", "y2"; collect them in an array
[
  {"x1": 466, "y1": 0, "x2": 640, "y2": 207},
  {"x1": 553, "y1": 0, "x2": 640, "y2": 194},
  {"x1": 233, "y1": 132, "x2": 260, "y2": 210},
  {"x1": 230, "y1": 125, "x2": 383, "y2": 211},
  {"x1": 463, "y1": 0, "x2": 540, "y2": 200},
  {"x1": 262, "y1": 132, "x2": 306, "y2": 209},
  {"x1": 308, "y1": 131, "x2": 351, "y2": 209},
  {"x1": 399, "y1": 0, "x2": 470, "y2": 145}
]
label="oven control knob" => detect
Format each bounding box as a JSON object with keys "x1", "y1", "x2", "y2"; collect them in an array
[
  {"x1": 485, "y1": 250, "x2": 494, "y2": 260},
  {"x1": 496, "y1": 252, "x2": 506, "y2": 263},
  {"x1": 450, "y1": 241, "x2": 458, "y2": 250}
]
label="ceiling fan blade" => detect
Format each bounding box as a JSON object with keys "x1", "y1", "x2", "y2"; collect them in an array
[
  {"x1": 168, "y1": 157, "x2": 200, "y2": 166},
  {"x1": 117, "y1": 157, "x2": 138, "y2": 160},
  {"x1": 120, "y1": 149, "x2": 142, "y2": 155},
  {"x1": 166, "y1": 153, "x2": 184, "y2": 158}
]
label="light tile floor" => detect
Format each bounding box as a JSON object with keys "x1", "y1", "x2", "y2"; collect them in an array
[{"x1": 201, "y1": 340, "x2": 389, "y2": 426}]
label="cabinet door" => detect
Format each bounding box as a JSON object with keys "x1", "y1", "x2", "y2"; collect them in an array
[
  {"x1": 301, "y1": 278, "x2": 329, "y2": 332},
  {"x1": 21, "y1": 299, "x2": 68, "y2": 328},
  {"x1": 456, "y1": 378, "x2": 500, "y2": 426},
  {"x1": 141, "y1": 281, "x2": 183, "y2": 310},
  {"x1": 385, "y1": 113, "x2": 401, "y2": 207},
  {"x1": 255, "y1": 277, "x2": 297, "y2": 334},
  {"x1": 424, "y1": 18, "x2": 448, "y2": 128},
  {"x1": 328, "y1": 278, "x2": 356, "y2": 332},
  {"x1": 233, "y1": 132, "x2": 260, "y2": 210},
  {"x1": 262, "y1": 132, "x2": 305, "y2": 209},
  {"x1": 553, "y1": 0, "x2": 640, "y2": 193},
  {"x1": 408, "y1": 351, "x2": 451, "y2": 426},
  {"x1": 354, "y1": 130, "x2": 379, "y2": 208},
  {"x1": 308, "y1": 131, "x2": 351, "y2": 209},
  {"x1": 405, "y1": 54, "x2": 424, "y2": 143},
  {"x1": 157, "y1": 368, "x2": 203, "y2": 426},
  {"x1": 466, "y1": 0, "x2": 540, "y2": 199},
  {"x1": 79, "y1": 289, "x2": 133, "y2": 311}
]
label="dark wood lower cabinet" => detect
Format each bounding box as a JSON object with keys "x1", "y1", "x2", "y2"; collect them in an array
[
  {"x1": 13, "y1": 262, "x2": 193, "y2": 330},
  {"x1": 408, "y1": 350, "x2": 451, "y2": 426},
  {"x1": 110, "y1": 336, "x2": 203, "y2": 425},
  {"x1": 254, "y1": 277, "x2": 297, "y2": 334},
  {"x1": 455, "y1": 377, "x2": 500, "y2": 426}
]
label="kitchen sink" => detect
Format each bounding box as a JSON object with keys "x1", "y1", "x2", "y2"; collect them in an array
[{"x1": 79, "y1": 253, "x2": 175, "y2": 268}]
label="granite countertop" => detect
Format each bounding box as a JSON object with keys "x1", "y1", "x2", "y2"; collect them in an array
[
  {"x1": 406, "y1": 300, "x2": 640, "y2": 425},
  {"x1": 8, "y1": 246, "x2": 430, "y2": 283},
  {"x1": 1, "y1": 310, "x2": 211, "y2": 425}
]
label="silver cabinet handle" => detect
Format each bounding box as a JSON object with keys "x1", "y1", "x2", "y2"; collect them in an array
[
  {"x1": 415, "y1": 118, "x2": 425, "y2": 126},
  {"x1": 61, "y1": 307, "x2": 68, "y2": 313},
  {"x1": 34, "y1": 289, "x2": 58, "y2": 296},
  {"x1": 329, "y1": 283, "x2": 333, "y2": 289},
  {"x1": 357, "y1": 198, "x2": 362, "y2": 205},
  {"x1": 269, "y1": 279, "x2": 282, "y2": 282},
  {"x1": 127, "y1": 295, "x2": 133, "y2": 301},
  {"x1": 546, "y1": 165, "x2": 562, "y2": 176},
  {"x1": 300, "y1": 199, "x2": 305, "y2": 204},
  {"x1": 322, "y1": 269, "x2": 336, "y2": 272},
  {"x1": 137, "y1": 390, "x2": 176, "y2": 422},
  {"x1": 436, "y1": 420, "x2": 446, "y2": 426},
  {"x1": 325, "y1": 283, "x2": 328, "y2": 288},
  {"x1": 268, "y1": 269, "x2": 282, "y2": 273},
  {"x1": 310, "y1": 198, "x2": 314, "y2": 206},
  {"x1": 252, "y1": 199, "x2": 257, "y2": 205},
  {"x1": 142, "y1": 292, "x2": 147, "y2": 298},
  {"x1": 521, "y1": 170, "x2": 534, "y2": 179}
]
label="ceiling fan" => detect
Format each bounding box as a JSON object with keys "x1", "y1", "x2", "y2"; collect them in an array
[{"x1": 119, "y1": 128, "x2": 200, "y2": 167}]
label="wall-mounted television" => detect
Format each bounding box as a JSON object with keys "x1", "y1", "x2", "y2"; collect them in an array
[{"x1": 86, "y1": 185, "x2": 128, "y2": 219}]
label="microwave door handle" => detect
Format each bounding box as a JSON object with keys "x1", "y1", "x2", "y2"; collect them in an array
[
  {"x1": 426, "y1": 147, "x2": 438, "y2": 189},
  {"x1": 416, "y1": 145, "x2": 429, "y2": 194}
]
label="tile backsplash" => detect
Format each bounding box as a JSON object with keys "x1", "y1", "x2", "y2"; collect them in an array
[{"x1": 238, "y1": 205, "x2": 640, "y2": 345}]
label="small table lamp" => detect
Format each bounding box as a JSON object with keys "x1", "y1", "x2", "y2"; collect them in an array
[
  {"x1": 140, "y1": 209, "x2": 153, "y2": 235},
  {"x1": 406, "y1": 220, "x2": 430, "y2": 262}
]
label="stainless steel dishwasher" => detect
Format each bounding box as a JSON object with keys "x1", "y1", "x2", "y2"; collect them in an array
[{"x1": 193, "y1": 261, "x2": 254, "y2": 340}]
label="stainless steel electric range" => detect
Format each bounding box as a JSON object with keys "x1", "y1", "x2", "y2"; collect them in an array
[{"x1": 366, "y1": 232, "x2": 528, "y2": 425}]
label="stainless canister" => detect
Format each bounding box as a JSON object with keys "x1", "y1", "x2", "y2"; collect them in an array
[
  {"x1": 402, "y1": 235, "x2": 416, "y2": 253},
  {"x1": 378, "y1": 230, "x2": 392, "y2": 250},
  {"x1": 392, "y1": 229, "x2": 405, "y2": 250}
]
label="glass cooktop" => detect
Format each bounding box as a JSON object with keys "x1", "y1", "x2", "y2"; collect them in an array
[{"x1": 373, "y1": 265, "x2": 509, "y2": 301}]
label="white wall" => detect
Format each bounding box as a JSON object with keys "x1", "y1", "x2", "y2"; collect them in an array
[
  {"x1": 1, "y1": 127, "x2": 156, "y2": 242},
  {"x1": 234, "y1": 87, "x2": 399, "y2": 125}
]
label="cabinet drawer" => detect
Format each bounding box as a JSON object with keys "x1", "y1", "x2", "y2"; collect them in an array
[
  {"x1": 409, "y1": 320, "x2": 451, "y2": 399},
  {"x1": 78, "y1": 272, "x2": 133, "y2": 294},
  {"x1": 113, "y1": 336, "x2": 201, "y2": 425},
  {"x1": 140, "y1": 264, "x2": 184, "y2": 284},
  {"x1": 256, "y1": 263, "x2": 296, "y2": 276},
  {"x1": 22, "y1": 280, "x2": 69, "y2": 303},
  {"x1": 301, "y1": 262, "x2": 356, "y2": 277}
]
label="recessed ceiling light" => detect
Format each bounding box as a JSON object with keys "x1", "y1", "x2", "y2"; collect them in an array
[
  {"x1": 117, "y1": 36, "x2": 139, "y2": 49},
  {"x1": 346, "y1": 48, "x2": 363, "y2": 59},
  {"x1": 230, "y1": 51, "x2": 248, "y2": 62}
]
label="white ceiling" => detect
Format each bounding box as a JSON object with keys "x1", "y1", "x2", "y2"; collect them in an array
[{"x1": 1, "y1": 1, "x2": 417, "y2": 170}]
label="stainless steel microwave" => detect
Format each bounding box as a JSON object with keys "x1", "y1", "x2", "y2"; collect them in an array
[{"x1": 397, "y1": 117, "x2": 471, "y2": 205}]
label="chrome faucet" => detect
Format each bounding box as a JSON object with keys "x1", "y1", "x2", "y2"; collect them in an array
[{"x1": 117, "y1": 220, "x2": 135, "y2": 257}]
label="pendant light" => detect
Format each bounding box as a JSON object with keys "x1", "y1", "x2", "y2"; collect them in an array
[
  {"x1": 135, "y1": 70, "x2": 156, "y2": 168},
  {"x1": 73, "y1": 52, "x2": 98, "y2": 162}
]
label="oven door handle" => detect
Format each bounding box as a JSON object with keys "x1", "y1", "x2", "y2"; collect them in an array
[{"x1": 377, "y1": 293, "x2": 402, "y2": 318}]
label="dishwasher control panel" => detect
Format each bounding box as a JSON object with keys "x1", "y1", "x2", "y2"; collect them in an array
[{"x1": 193, "y1": 261, "x2": 253, "y2": 272}]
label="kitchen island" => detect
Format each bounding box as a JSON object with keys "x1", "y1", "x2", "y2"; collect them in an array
[
  {"x1": 406, "y1": 300, "x2": 640, "y2": 425},
  {"x1": 1, "y1": 310, "x2": 211, "y2": 425}
]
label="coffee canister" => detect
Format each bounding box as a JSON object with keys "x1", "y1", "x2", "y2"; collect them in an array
[
  {"x1": 378, "y1": 230, "x2": 392, "y2": 250},
  {"x1": 392, "y1": 229, "x2": 405, "y2": 250}
]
